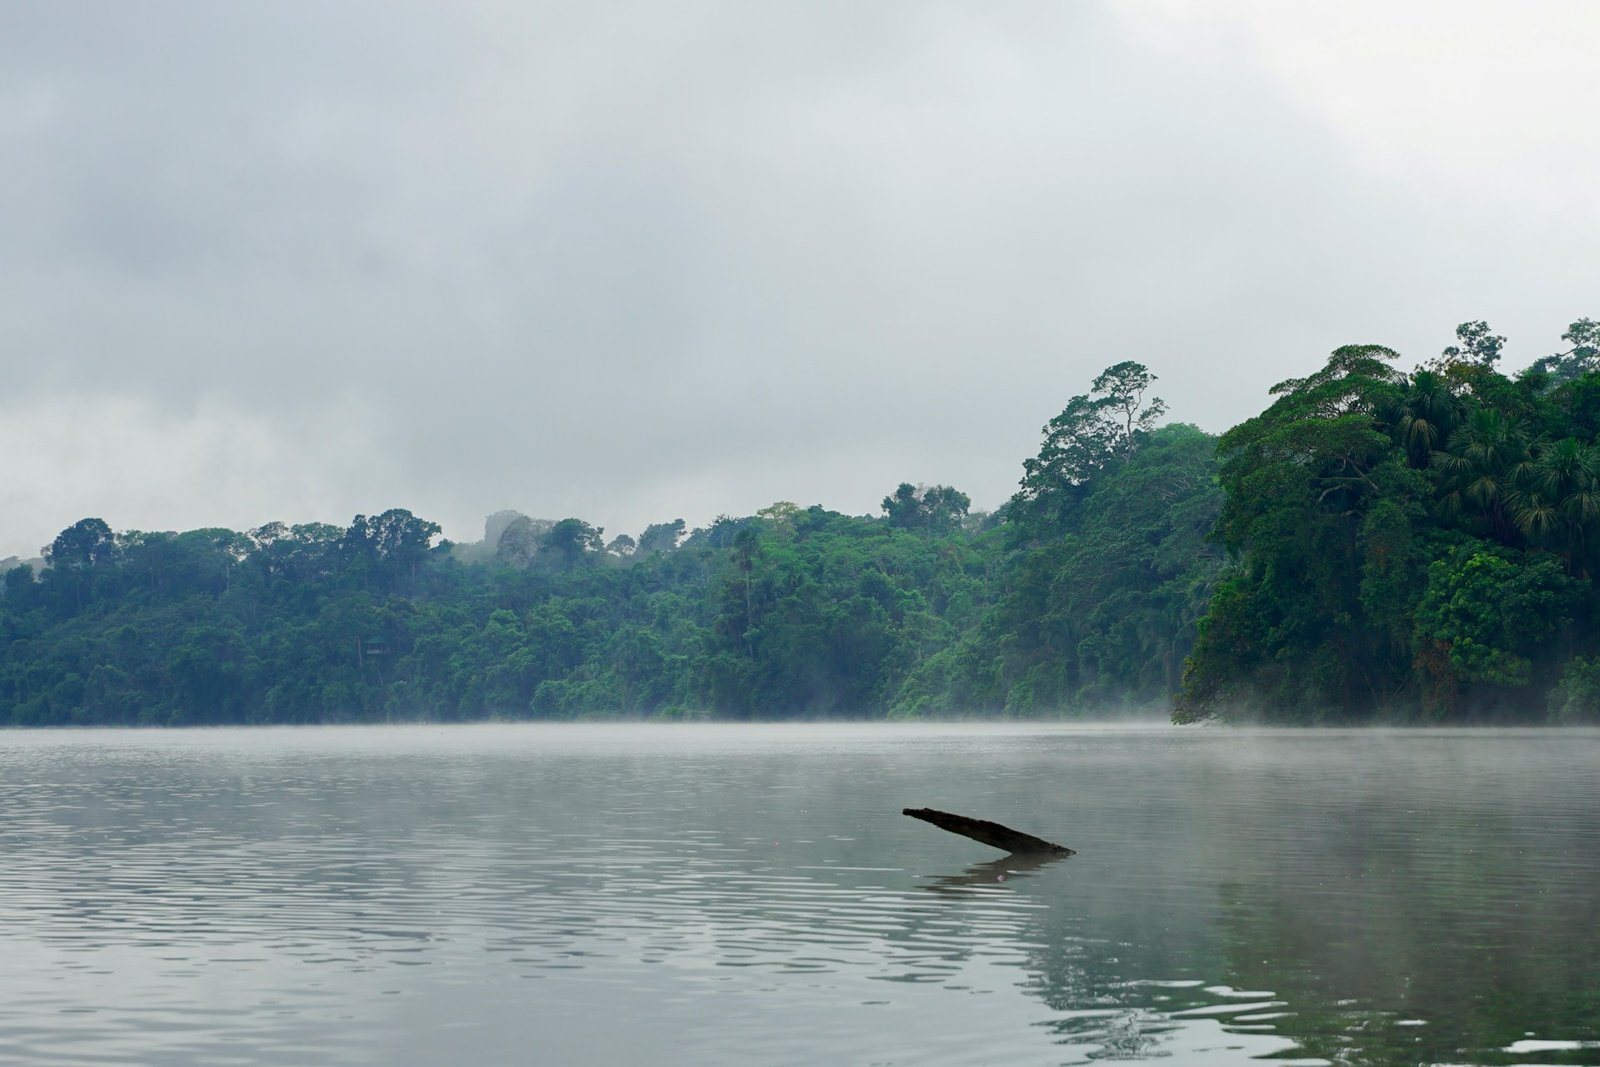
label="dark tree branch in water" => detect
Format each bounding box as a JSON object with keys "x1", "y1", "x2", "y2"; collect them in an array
[{"x1": 902, "y1": 807, "x2": 1075, "y2": 856}]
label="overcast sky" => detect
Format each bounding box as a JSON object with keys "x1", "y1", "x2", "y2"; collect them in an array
[{"x1": 3, "y1": 1, "x2": 1598, "y2": 558}]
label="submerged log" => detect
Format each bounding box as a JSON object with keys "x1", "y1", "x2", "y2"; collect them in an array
[{"x1": 902, "y1": 807, "x2": 1075, "y2": 856}]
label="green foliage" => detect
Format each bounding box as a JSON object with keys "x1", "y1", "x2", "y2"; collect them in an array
[
  {"x1": 958, "y1": 417, "x2": 1223, "y2": 717},
  {"x1": 1412, "y1": 543, "x2": 1580, "y2": 712},
  {"x1": 1181, "y1": 346, "x2": 1419, "y2": 718},
  {"x1": 1440, "y1": 320, "x2": 1507, "y2": 368},
  {"x1": 1184, "y1": 320, "x2": 1600, "y2": 723},
  {"x1": 45, "y1": 517, "x2": 119, "y2": 569},
  {"x1": 0, "y1": 500, "x2": 997, "y2": 723},
  {"x1": 1008, "y1": 361, "x2": 1168, "y2": 542},
  {"x1": 8, "y1": 326, "x2": 1598, "y2": 727},
  {"x1": 1548, "y1": 657, "x2": 1600, "y2": 723},
  {"x1": 881, "y1": 483, "x2": 971, "y2": 533},
  {"x1": 0, "y1": 360, "x2": 1218, "y2": 725},
  {"x1": 540, "y1": 518, "x2": 605, "y2": 570},
  {"x1": 637, "y1": 519, "x2": 687, "y2": 556},
  {"x1": 1528, "y1": 318, "x2": 1600, "y2": 384}
]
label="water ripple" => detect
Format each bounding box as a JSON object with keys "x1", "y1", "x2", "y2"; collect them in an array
[{"x1": 3, "y1": 724, "x2": 1599, "y2": 1066}]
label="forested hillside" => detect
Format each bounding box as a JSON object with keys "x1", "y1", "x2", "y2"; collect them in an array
[{"x1": 4, "y1": 320, "x2": 1599, "y2": 726}]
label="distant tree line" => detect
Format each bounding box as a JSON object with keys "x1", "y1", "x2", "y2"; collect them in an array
[{"x1": 3, "y1": 318, "x2": 1598, "y2": 726}]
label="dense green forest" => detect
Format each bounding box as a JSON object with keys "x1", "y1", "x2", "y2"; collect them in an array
[
  {"x1": 4, "y1": 320, "x2": 1599, "y2": 726},
  {"x1": 1180, "y1": 319, "x2": 1600, "y2": 723}
]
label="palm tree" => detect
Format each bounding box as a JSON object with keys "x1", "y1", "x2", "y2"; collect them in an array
[
  {"x1": 1509, "y1": 437, "x2": 1600, "y2": 576},
  {"x1": 1432, "y1": 408, "x2": 1536, "y2": 545},
  {"x1": 1389, "y1": 370, "x2": 1465, "y2": 467}
]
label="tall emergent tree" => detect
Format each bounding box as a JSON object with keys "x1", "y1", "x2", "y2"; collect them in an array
[{"x1": 1008, "y1": 360, "x2": 1168, "y2": 543}]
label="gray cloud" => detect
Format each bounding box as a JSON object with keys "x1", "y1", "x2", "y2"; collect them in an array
[{"x1": 2, "y1": 2, "x2": 1597, "y2": 556}]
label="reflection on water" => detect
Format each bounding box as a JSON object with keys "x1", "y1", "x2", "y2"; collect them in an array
[
  {"x1": 1, "y1": 724, "x2": 1598, "y2": 1065},
  {"x1": 923, "y1": 852, "x2": 1065, "y2": 893}
]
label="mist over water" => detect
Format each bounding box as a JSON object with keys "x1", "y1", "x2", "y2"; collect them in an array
[{"x1": 3, "y1": 724, "x2": 1598, "y2": 1065}]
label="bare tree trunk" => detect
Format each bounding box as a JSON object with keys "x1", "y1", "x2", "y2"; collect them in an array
[{"x1": 903, "y1": 807, "x2": 1074, "y2": 856}]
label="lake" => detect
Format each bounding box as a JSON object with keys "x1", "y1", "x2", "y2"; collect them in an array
[{"x1": 2, "y1": 724, "x2": 1597, "y2": 1066}]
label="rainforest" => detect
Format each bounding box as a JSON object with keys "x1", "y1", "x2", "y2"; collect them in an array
[{"x1": 4, "y1": 320, "x2": 1598, "y2": 727}]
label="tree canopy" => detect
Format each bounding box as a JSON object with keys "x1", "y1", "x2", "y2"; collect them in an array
[
  {"x1": 1180, "y1": 323, "x2": 1600, "y2": 723},
  {"x1": 5, "y1": 325, "x2": 1598, "y2": 727}
]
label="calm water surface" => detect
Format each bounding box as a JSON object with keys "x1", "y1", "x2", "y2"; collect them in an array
[{"x1": 2, "y1": 724, "x2": 1597, "y2": 1066}]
